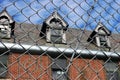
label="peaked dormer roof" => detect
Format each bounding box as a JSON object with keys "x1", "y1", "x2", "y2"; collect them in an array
[
  {"x1": 94, "y1": 22, "x2": 111, "y2": 35},
  {"x1": 40, "y1": 11, "x2": 68, "y2": 37},
  {"x1": 45, "y1": 11, "x2": 68, "y2": 29},
  {"x1": 87, "y1": 22, "x2": 111, "y2": 42},
  {"x1": 0, "y1": 9, "x2": 14, "y2": 23}
]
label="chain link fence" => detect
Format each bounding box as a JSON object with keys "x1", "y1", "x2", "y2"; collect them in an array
[{"x1": 0, "y1": 0, "x2": 120, "y2": 80}]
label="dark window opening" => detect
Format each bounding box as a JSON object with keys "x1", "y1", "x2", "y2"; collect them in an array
[
  {"x1": 99, "y1": 35, "x2": 108, "y2": 47},
  {"x1": 2, "y1": 24, "x2": 9, "y2": 26},
  {"x1": 0, "y1": 55, "x2": 8, "y2": 78},
  {"x1": 52, "y1": 69, "x2": 67, "y2": 80},
  {"x1": 0, "y1": 65, "x2": 7, "y2": 78},
  {"x1": 51, "y1": 36, "x2": 62, "y2": 43},
  {"x1": 51, "y1": 29, "x2": 62, "y2": 43},
  {"x1": 104, "y1": 62, "x2": 120, "y2": 80},
  {"x1": 51, "y1": 29, "x2": 61, "y2": 35},
  {"x1": 106, "y1": 71, "x2": 119, "y2": 80},
  {"x1": 51, "y1": 58, "x2": 67, "y2": 80}
]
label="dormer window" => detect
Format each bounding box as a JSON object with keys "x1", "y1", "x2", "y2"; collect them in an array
[
  {"x1": 0, "y1": 10, "x2": 15, "y2": 39},
  {"x1": 40, "y1": 11, "x2": 68, "y2": 44},
  {"x1": 87, "y1": 22, "x2": 111, "y2": 49}
]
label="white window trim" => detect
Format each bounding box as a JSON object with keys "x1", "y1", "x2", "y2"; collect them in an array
[
  {"x1": 46, "y1": 28, "x2": 51, "y2": 42},
  {"x1": 62, "y1": 31, "x2": 66, "y2": 43},
  {"x1": 96, "y1": 35, "x2": 110, "y2": 47}
]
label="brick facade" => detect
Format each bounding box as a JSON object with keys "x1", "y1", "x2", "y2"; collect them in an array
[
  {"x1": 69, "y1": 58, "x2": 106, "y2": 80},
  {"x1": 8, "y1": 53, "x2": 50, "y2": 80},
  {"x1": 6, "y1": 53, "x2": 108, "y2": 80}
]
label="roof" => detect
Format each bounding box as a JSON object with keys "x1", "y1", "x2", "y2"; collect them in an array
[
  {"x1": 0, "y1": 10, "x2": 119, "y2": 52},
  {"x1": 1, "y1": 22, "x2": 120, "y2": 52}
]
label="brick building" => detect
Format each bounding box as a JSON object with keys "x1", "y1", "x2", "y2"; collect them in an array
[{"x1": 0, "y1": 10, "x2": 120, "y2": 80}]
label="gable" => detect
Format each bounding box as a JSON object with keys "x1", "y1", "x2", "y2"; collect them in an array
[
  {"x1": 88, "y1": 22, "x2": 111, "y2": 41},
  {"x1": 45, "y1": 11, "x2": 68, "y2": 29},
  {"x1": 87, "y1": 22, "x2": 111, "y2": 49},
  {"x1": 0, "y1": 10, "x2": 14, "y2": 23},
  {"x1": 40, "y1": 11, "x2": 68, "y2": 37},
  {"x1": 94, "y1": 22, "x2": 111, "y2": 35}
]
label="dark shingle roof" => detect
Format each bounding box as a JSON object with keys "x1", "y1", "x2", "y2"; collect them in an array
[{"x1": 1, "y1": 23, "x2": 120, "y2": 52}]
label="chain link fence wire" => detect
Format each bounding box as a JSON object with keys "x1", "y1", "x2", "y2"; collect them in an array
[{"x1": 0, "y1": 0, "x2": 120, "y2": 80}]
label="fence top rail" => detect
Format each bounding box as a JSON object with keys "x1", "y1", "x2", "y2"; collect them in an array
[{"x1": 0, "y1": 42, "x2": 119, "y2": 60}]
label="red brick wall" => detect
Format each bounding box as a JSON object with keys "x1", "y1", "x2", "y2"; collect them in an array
[
  {"x1": 7, "y1": 53, "x2": 108, "y2": 80},
  {"x1": 69, "y1": 58, "x2": 106, "y2": 80},
  {"x1": 8, "y1": 53, "x2": 51, "y2": 80}
]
